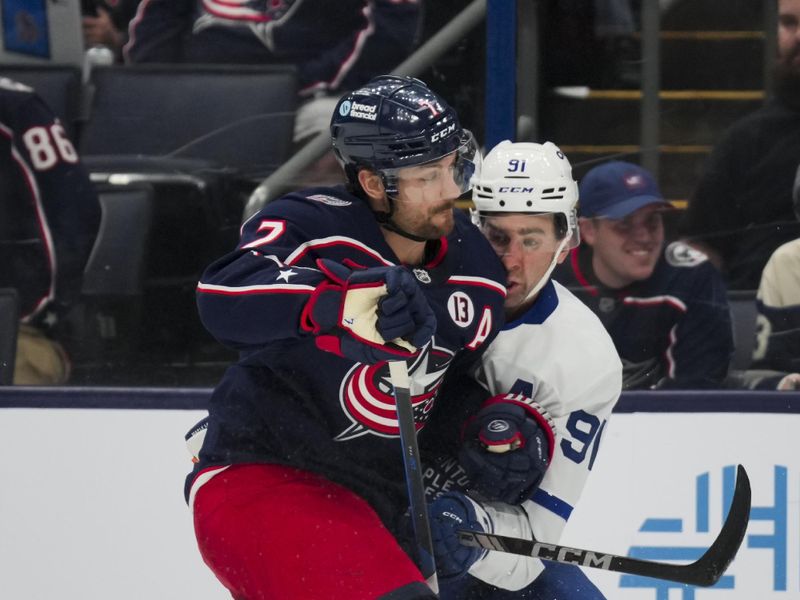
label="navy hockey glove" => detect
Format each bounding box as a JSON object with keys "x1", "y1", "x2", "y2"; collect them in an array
[
  {"x1": 428, "y1": 492, "x2": 488, "y2": 581},
  {"x1": 459, "y1": 394, "x2": 555, "y2": 504},
  {"x1": 301, "y1": 259, "x2": 436, "y2": 364}
]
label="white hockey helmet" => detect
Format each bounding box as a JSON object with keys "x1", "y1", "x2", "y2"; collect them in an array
[{"x1": 471, "y1": 140, "x2": 579, "y2": 248}]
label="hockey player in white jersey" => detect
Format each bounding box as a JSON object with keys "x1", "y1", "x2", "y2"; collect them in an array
[{"x1": 425, "y1": 141, "x2": 623, "y2": 598}]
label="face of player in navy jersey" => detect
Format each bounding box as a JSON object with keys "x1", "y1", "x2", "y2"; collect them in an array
[
  {"x1": 361, "y1": 151, "x2": 463, "y2": 242},
  {"x1": 391, "y1": 152, "x2": 463, "y2": 239}
]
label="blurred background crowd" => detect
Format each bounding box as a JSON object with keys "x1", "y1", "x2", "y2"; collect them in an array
[{"x1": 1, "y1": 0, "x2": 798, "y2": 390}]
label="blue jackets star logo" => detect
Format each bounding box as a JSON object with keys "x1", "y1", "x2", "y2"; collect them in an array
[{"x1": 276, "y1": 269, "x2": 297, "y2": 282}]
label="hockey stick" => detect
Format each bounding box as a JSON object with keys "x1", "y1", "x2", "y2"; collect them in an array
[
  {"x1": 458, "y1": 464, "x2": 751, "y2": 587},
  {"x1": 389, "y1": 360, "x2": 439, "y2": 594}
]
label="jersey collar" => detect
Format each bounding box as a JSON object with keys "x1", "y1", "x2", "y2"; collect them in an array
[{"x1": 503, "y1": 279, "x2": 559, "y2": 329}]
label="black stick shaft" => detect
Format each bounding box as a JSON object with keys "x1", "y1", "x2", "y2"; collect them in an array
[{"x1": 389, "y1": 360, "x2": 439, "y2": 594}]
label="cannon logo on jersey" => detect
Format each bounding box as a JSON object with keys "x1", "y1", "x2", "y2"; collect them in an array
[
  {"x1": 665, "y1": 241, "x2": 708, "y2": 268},
  {"x1": 307, "y1": 194, "x2": 352, "y2": 207},
  {"x1": 334, "y1": 341, "x2": 454, "y2": 441}
]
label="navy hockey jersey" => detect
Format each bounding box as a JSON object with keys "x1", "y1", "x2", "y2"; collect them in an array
[
  {"x1": 0, "y1": 79, "x2": 100, "y2": 327},
  {"x1": 555, "y1": 241, "x2": 734, "y2": 389},
  {"x1": 189, "y1": 186, "x2": 507, "y2": 531}
]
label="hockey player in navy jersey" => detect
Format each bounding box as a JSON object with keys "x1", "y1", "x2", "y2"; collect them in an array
[
  {"x1": 0, "y1": 78, "x2": 101, "y2": 384},
  {"x1": 555, "y1": 161, "x2": 734, "y2": 389},
  {"x1": 421, "y1": 142, "x2": 622, "y2": 598},
  {"x1": 186, "y1": 75, "x2": 507, "y2": 599}
]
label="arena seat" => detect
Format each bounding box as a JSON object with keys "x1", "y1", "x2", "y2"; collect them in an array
[
  {"x1": 66, "y1": 185, "x2": 154, "y2": 378},
  {"x1": 79, "y1": 64, "x2": 297, "y2": 179},
  {"x1": 82, "y1": 185, "x2": 154, "y2": 297},
  {"x1": 728, "y1": 290, "x2": 758, "y2": 370},
  {"x1": 0, "y1": 64, "x2": 82, "y2": 138},
  {"x1": 78, "y1": 63, "x2": 298, "y2": 282},
  {"x1": 0, "y1": 288, "x2": 19, "y2": 385},
  {"x1": 79, "y1": 64, "x2": 298, "y2": 269},
  {"x1": 75, "y1": 65, "x2": 298, "y2": 380}
]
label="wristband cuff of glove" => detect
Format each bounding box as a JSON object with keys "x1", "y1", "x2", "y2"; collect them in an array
[{"x1": 301, "y1": 282, "x2": 342, "y2": 334}]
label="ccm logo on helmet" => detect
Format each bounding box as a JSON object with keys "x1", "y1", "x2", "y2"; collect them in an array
[
  {"x1": 498, "y1": 186, "x2": 535, "y2": 193},
  {"x1": 431, "y1": 122, "x2": 457, "y2": 142}
]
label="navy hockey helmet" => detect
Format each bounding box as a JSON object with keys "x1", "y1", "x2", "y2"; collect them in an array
[{"x1": 330, "y1": 75, "x2": 478, "y2": 196}]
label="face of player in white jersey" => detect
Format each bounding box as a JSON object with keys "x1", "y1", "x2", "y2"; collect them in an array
[
  {"x1": 580, "y1": 204, "x2": 665, "y2": 289},
  {"x1": 481, "y1": 213, "x2": 571, "y2": 318}
]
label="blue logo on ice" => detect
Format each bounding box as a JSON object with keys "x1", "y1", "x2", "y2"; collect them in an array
[{"x1": 339, "y1": 101, "x2": 352, "y2": 116}]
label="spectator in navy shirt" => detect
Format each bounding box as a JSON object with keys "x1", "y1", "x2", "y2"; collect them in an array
[{"x1": 554, "y1": 161, "x2": 734, "y2": 390}]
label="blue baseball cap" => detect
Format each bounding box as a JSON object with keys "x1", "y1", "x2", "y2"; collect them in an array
[{"x1": 578, "y1": 161, "x2": 671, "y2": 219}]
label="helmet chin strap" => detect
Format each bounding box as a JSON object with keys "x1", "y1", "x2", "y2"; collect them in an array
[
  {"x1": 520, "y1": 235, "x2": 571, "y2": 306},
  {"x1": 379, "y1": 219, "x2": 430, "y2": 243},
  {"x1": 373, "y1": 196, "x2": 430, "y2": 243}
]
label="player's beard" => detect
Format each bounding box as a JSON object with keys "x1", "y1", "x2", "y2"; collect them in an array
[
  {"x1": 406, "y1": 203, "x2": 455, "y2": 240},
  {"x1": 424, "y1": 204, "x2": 456, "y2": 238}
]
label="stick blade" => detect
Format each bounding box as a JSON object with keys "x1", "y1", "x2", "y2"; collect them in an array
[
  {"x1": 456, "y1": 464, "x2": 752, "y2": 588},
  {"x1": 686, "y1": 464, "x2": 751, "y2": 586}
]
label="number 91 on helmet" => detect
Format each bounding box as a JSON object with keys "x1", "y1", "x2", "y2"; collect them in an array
[{"x1": 471, "y1": 140, "x2": 580, "y2": 250}]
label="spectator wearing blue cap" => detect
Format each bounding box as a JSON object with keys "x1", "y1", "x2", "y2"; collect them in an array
[{"x1": 553, "y1": 161, "x2": 735, "y2": 390}]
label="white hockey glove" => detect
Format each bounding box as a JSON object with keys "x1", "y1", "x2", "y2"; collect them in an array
[{"x1": 301, "y1": 259, "x2": 436, "y2": 364}]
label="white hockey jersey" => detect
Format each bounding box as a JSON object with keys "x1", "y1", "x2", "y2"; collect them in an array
[{"x1": 468, "y1": 279, "x2": 622, "y2": 590}]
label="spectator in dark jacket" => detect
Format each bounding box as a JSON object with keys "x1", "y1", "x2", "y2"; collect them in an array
[
  {"x1": 555, "y1": 161, "x2": 734, "y2": 389},
  {"x1": 82, "y1": 0, "x2": 140, "y2": 62},
  {"x1": 679, "y1": 0, "x2": 800, "y2": 290}
]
